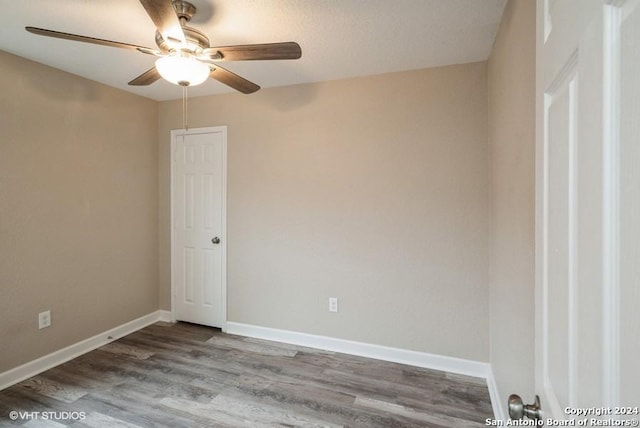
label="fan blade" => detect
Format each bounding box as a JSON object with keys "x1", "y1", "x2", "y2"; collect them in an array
[
  {"x1": 209, "y1": 65, "x2": 260, "y2": 94},
  {"x1": 25, "y1": 27, "x2": 152, "y2": 51},
  {"x1": 128, "y1": 67, "x2": 162, "y2": 86},
  {"x1": 138, "y1": 0, "x2": 186, "y2": 46},
  {"x1": 137, "y1": 47, "x2": 164, "y2": 57},
  {"x1": 204, "y1": 42, "x2": 302, "y2": 61}
]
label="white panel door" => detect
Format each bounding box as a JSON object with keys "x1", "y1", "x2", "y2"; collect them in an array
[
  {"x1": 536, "y1": 0, "x2": 639, "y2": 421},
  {"x1": 171, "y1": 127, "x2": 226, "y2": 328}
]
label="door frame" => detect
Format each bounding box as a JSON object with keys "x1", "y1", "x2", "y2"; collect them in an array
[{"x1": 170, "y1": 126, "x2": 228, "y2": 330}]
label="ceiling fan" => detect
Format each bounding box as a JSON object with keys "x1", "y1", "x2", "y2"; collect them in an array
[{"x1": 25, "y1": 0, "x2": 302, "y2": 94}]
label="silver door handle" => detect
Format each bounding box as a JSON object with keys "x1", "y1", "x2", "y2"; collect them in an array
[
  {"x1": 508, "y1": 394, "x2": 541, "y2": 420},
  {"x1": 211, "y1": 237, "x2": 220, "y2": 244}
]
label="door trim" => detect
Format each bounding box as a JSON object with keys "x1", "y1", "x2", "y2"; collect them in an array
[
  {"x1": 601, "y1": 2, "x2": 621, "y2": 408},
  {"x1": 170, "y1": 126, "x2": 228, "y2": 331}
]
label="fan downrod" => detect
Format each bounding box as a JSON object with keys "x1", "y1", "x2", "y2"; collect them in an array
[{"x1": 173, "y1": 0, "x2": 197, "y2": 22}]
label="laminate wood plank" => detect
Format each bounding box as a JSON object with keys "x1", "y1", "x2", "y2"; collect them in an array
[
  {"x1": 296, "y1": 351, "x2": 449, "y2": 384},
  {"x1": 18, "y1": 376, "x2": 87, "y2": 403},
  {"x1": 152, "y1": 321, "x2": 174, "y2": 328},
  {"x1": 98, "y1": 342, "x2": 154, "y2": 360},
  {"x1": 158, "y1": 396, "x2": 262, "y2": 428},
  {"x1": 23, "y1": 420, "x2": 68, "y2": 428},
  {"x1": 83, "y1": 349, "x2": 206, "y2": 384},
  {"x1": 150, "y1": 340, "x2": 307, "y2": 381},
  {"x1": 184, "y1": 352, "x2": 344, "y2": 401},
  {"x1": 77, "y1": 383, "x2": 214, "y2": 428},
  {"x1": 139, "y1": 322, "x2": 216, "y2": 343},
  {"x1": 56, "y1": 351, "x2": 169, "y2": 386},
  {"x1": 124, "y1": 330, "x2": 233, "y2": 359},
  {"x1": 242, "y1": 336, "x2": 337, "y2": 355},
  {"x1": 398, "y1": 394, "x2": 493, "y2": 424},
  {"x1": 76, "y1": 411, "x2": 145, "y2": 428},
  {"x1": 211, "y1": 375, "x2": 433, "y2": 428},
  {"x1": 323, "y1": 367, "x2": 492, "y2": 422},
  {"x1": 212, "y1": 393, "x2": 342, "y2": 427},
  {"x1": 446, "y1": 371, "x2": 492, "y2": 387},
  {"x1": 205, "y1": 335, "x2": 299, "y2": 357},
  {"x1": 113, "y1": 374, "x2": 220, "y2": 405},
  {"x1": 321, "y1": 367, "x2": 424, "y2": 401},
  {"x1": 1, "y1": 385, "x2": 61, "y2": 413},
  {"x1": 354, "y1": 396, "x2": 486, "y2": 428},
  {"x1": 160, "y1": 395, "x2": 343, "y2": 428},
  {"x1": 35, "y1": 364, "x2": 117, "y2": 392}
]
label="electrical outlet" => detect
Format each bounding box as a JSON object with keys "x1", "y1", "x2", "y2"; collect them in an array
[
  {"x1": 38, "y1": 310, "x2": 51, "y2": 329},
  {"x1": 328, "y1": 297, "x2": 338, "y2": 313}
]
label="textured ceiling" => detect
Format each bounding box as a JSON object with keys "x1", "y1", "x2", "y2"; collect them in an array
[{"x1": 0, "y1": 0, "x2": 507, "y2": 101}]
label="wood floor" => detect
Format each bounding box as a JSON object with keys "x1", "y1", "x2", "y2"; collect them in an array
[{"x1": 0, "y1": 322, "x2": 493, "y2": 427}]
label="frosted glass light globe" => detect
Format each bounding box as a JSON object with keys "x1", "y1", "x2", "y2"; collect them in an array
[{"x1": 156, "y1": 52, "x2": 210, "y2": 87}]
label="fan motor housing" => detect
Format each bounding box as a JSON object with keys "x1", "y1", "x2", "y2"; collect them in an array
[
  {"x1": 155, "y1": 26, "x2": 210, "y2": 54},
  {"x1": 156, "y1": 1, "x2": 209, "y2": 54}
]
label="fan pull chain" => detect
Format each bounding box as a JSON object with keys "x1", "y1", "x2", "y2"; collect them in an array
[{"x1": 182, "y1": 85, "x2": 189, "y2": 131}]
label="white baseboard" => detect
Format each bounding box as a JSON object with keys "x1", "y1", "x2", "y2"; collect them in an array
[
  {"x1": 486, "y1": 367, "x2": 506, "y2": 421},
  {"x1": 226, "y1": 321, "x2": 491, "y2": 380},
  {"x1": 0, "y1": 310, "x2": 172, "y2": 391},
  {"x1": 156, "y1": 309, "x2": 173, "y2": 323}
]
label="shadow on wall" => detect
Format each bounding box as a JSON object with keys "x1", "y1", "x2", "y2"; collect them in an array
[{"x1": 254, "y1": 81, "x2": 319, "y2": 112}]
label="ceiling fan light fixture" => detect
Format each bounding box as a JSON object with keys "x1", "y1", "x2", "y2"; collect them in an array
[
  {"x1": 155, "y1": 51, "x2": 210, "y2": 87},
  {"x1": 25, "y1": 0, "x2": 301, "y2": 93}
]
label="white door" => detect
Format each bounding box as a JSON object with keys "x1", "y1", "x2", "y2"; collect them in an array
[
  {"x1": 171, "y1": 126, "x2": 226, "y2": 328},
  {"x1": 536, "y1": 0, "x2": 639, "y2": 420}
]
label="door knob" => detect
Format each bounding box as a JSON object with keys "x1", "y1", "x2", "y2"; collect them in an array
[
  {"x1": 211, "y1": 237, "x2": 220, "y2": 244},
  {"x1": 508, "y1": 394, "x2": 541, "y2": 420}
]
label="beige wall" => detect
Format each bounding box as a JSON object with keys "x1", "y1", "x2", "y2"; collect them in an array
[
  {"x1": 0, "y1": 50, "x2": 159, "y2": 372},
  {"x1": 159, "y1": 63, "x2": 491, "y2": 361},
  {"x1": 487, "y1": 0, "x2": 536, "y2": 407}
]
